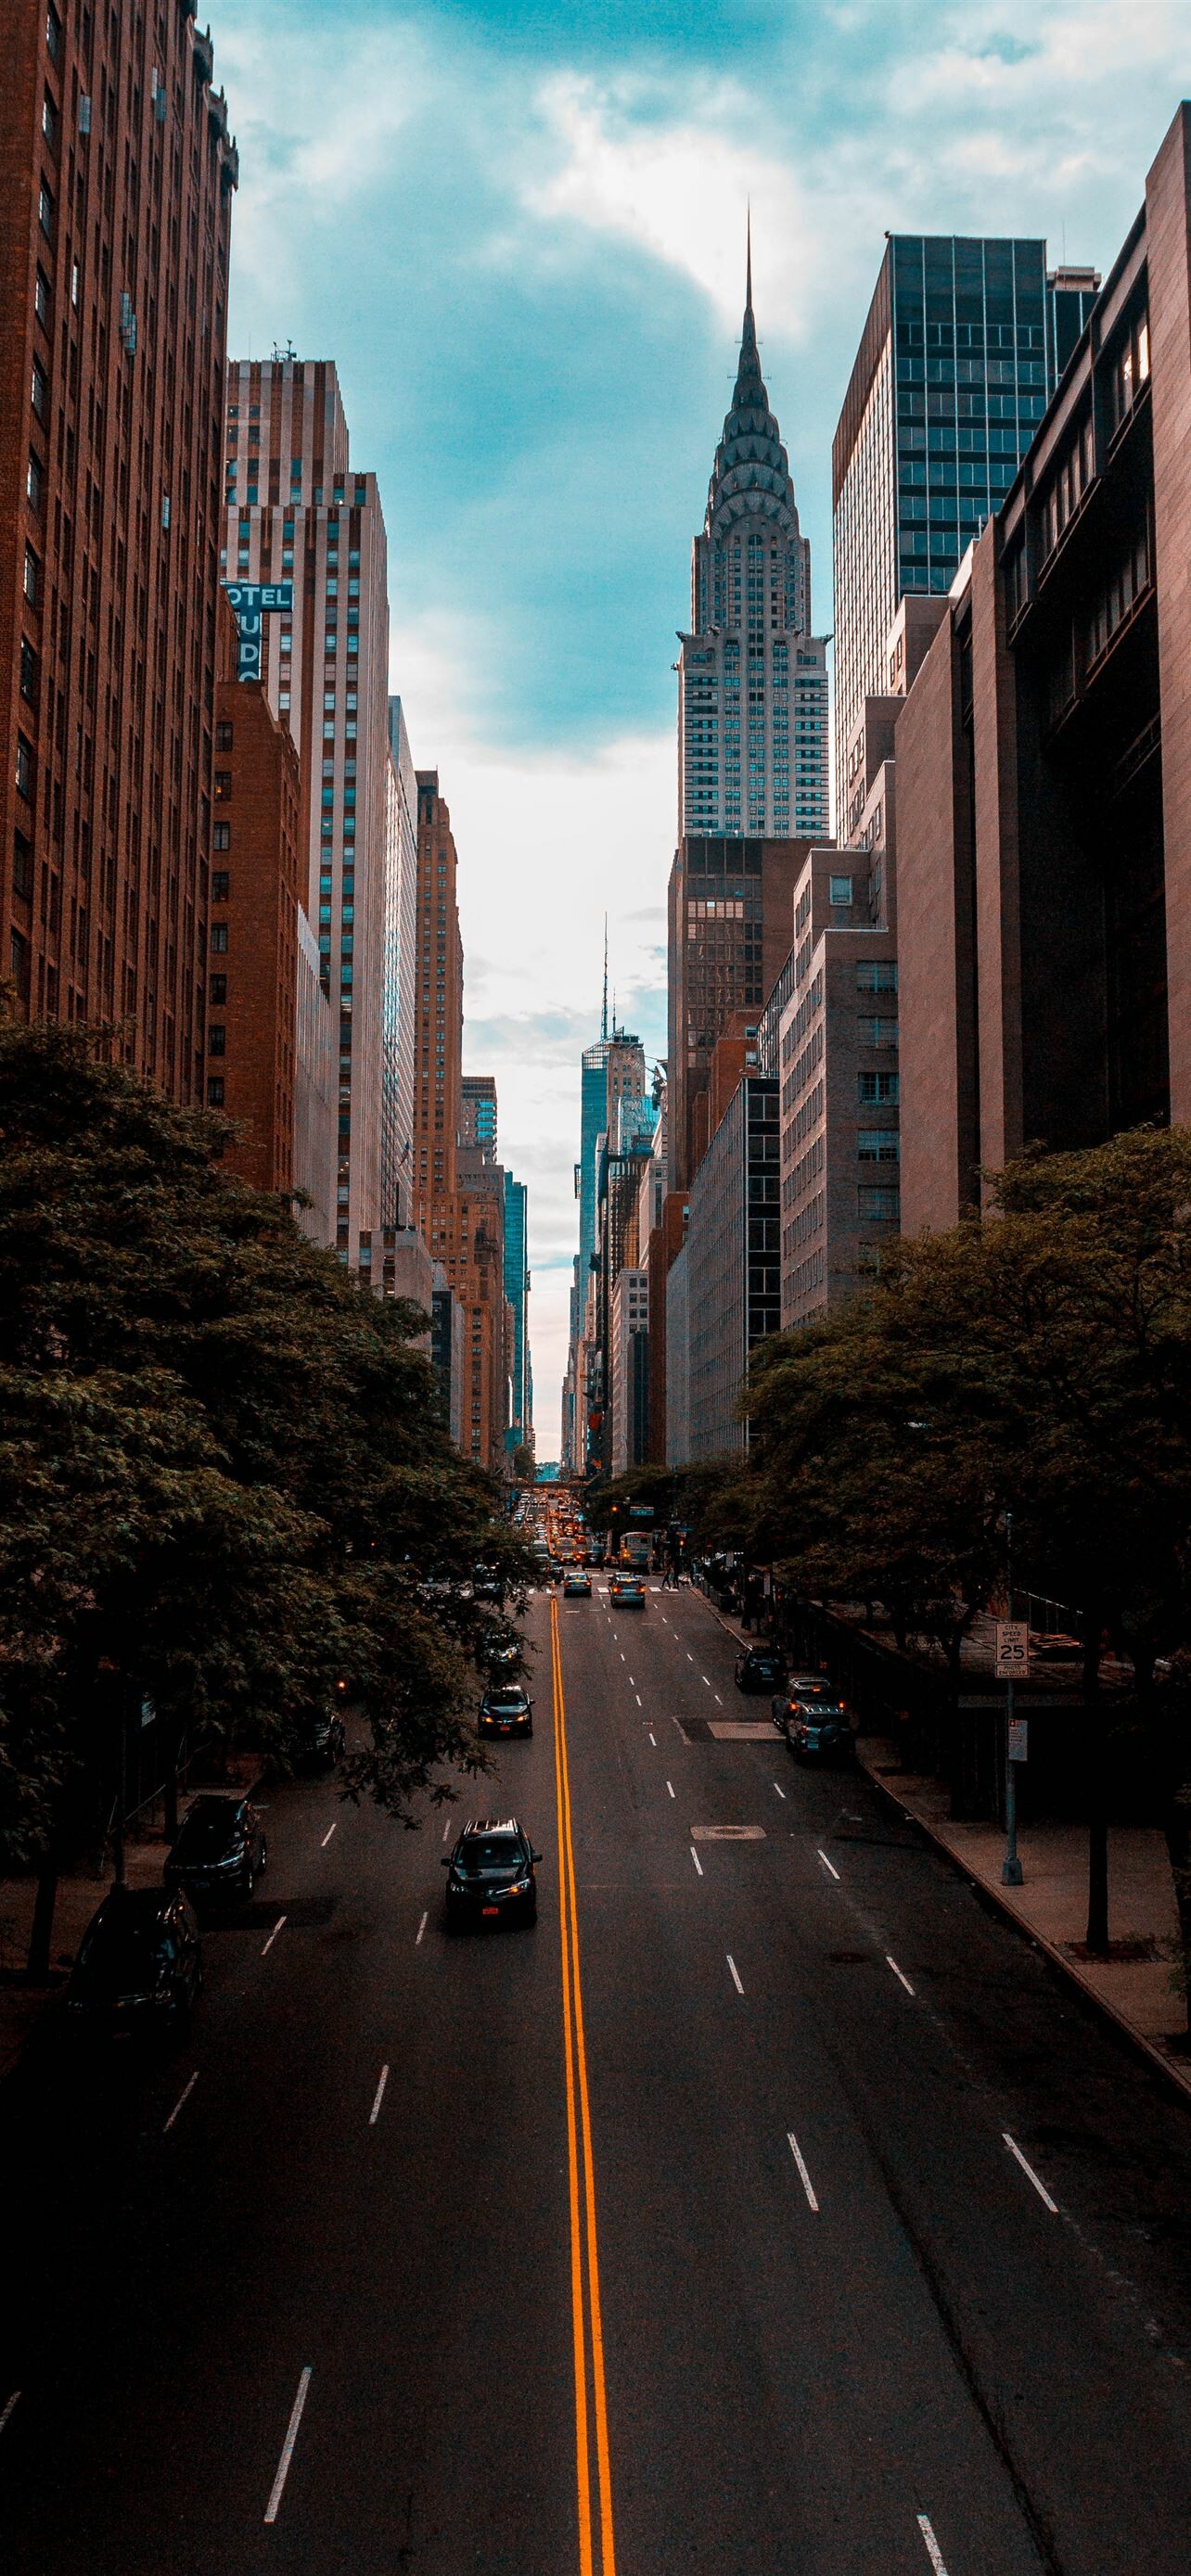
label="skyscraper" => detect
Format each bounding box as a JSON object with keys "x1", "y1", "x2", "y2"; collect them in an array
[
  {"x1": 676, "y1": 240, "x2": 830, "y2": 844},
  {"x1": 667, "y1": 833, "x2": 810, "y2": 1192},
  {"x1": 222, "y1": 358, "x2": 392, "y2": 1277},
  {"x1": 410, "y1": 771, "x2": 464, "y2": 1252},
  {"x1": 504, "y1": 1170, "x2": 531, "y2": 1458},
  {"x1": 383, "y1": 698, "x2": 418, "y2": 1229},
  {"x1": 832, "y1": 236, "x2": 1099, "y2": 801},
  {"x1": 0, "y1": 5, "x2": 237, "y2": 1094}
]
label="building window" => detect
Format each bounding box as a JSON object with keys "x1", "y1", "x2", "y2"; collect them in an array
[
  {"x1": 19, "y1": 640, "x2": 37, "y2": 704},
  {"x1": 208, "y1": 1025, "x2": 226, "y2": 1057},
  {"x1": 31, "y1": 358, "x2": 48, "y2": 422},
  {"x1": 857, "y1": 1016, "x2": 899, "y2": 1047},
  {"x1": 45, "y1": 5, "x2": 61, "y2": 61},
  {"x1": 23, "y1": 545, "x2": 39, "y2": 606},
  {"x1": 212, "y1": 822, "x2": 230, "y2": 851},
  {"x1": 214, "y1": 720, "x2": 234, "y2": 752},
  {"x1": 27, "y1": 453, "x2": 43, "y2": 513},
  {"x1": 209, "y1": 975, "x2": 227, "y2": 1006},
  {"x1": 858, "y1": 1184, "x2": 900, "y2": 1221},
  {"x1": 211, "y1": 922, "x2": 228, "y2": 954},
  {"x1": 37, "y1": 181, "x2": 53, "y2": 240},
  {"x1": 856, "y1": 961, "x2": 898, "y2": 993},
  {"x1": 207, "y1": 1078, "x2": 225, "y2": 1107},
  {"x1": 213, "y1": 770, "x2": 231, "y2": 801},
  {"x1": 33, "y1": 268, "x2": 51, "y2": 330},
  {"x1": 12, "y1": 832, "x2": 33, "y2": 901},
  {"x1": 15, "y1": 734, "x2": 33, "y2": 802},
  {"x1": 211, "y1": 870, "x2": 229, "y2": 902},
  {"x1": 9, "y1": 928, "x2": 30, "y2": 1000},
  {"x1": 858, "y1": 1129, "x2": 900, "y2": 1163},
  {"x1": 858, "y1": 1071, "x2": 899, "y2": 1104},
  {"x1": 829, "y1": 875, "x2": 852, "y2": 906}
]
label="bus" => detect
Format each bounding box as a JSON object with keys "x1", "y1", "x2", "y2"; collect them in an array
[{"x1": 619, "y1": 1529, "x2": 652, "y2": 1571}]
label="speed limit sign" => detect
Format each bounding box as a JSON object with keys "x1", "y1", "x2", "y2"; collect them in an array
[{"x1": 996, "y1": 1620, "x2": 1029, "y2": 1677}]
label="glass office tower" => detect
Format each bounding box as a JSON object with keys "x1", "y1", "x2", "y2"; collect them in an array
[{"x1": 832, "y1": 236, "x2": 1099, "y2": 797}]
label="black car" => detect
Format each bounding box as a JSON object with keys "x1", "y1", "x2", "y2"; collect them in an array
[
  {"x1": 735, "y1": 1647, "x2": 785, "y2": 1694},
  {"x1": 294, "y1": 1709, "x2": 346, "y2": 1770},
  {"x1": 479, "y1": 1686, "x2": 533, "y2": 1738},
  {"x1": 66, "y1": 1886, "x2": 202, "y2": 2041},
  {"x1": 771, "y1": 1674, "x2": 839, "y2": 1728},
  {"x1": 783, "y1": 1696, "x2": 853, "y2": 1764},
  {"x1": 442, "y1": 1817, "x2": 541, "y2": 1926},
  {"x1": 562, "y1": 1569, "x2": 592, "y2": 1598},
  {"x1": 164, "y1": 1794, "x2": 267, "y2": 1906}
]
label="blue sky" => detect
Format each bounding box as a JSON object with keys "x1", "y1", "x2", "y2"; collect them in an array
[{"x1": 218, "y1": 0, "x2": 1191, "y2": 1445}]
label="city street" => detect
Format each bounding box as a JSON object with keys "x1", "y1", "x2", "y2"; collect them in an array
[{"x1": 4, "y1": 1579, "x2": 1191, "y2": 2573}]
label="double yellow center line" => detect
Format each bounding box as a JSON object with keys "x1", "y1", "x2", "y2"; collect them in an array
[{"x1": 551, "y1": 1595, "x2": 618, "y2": 2576}]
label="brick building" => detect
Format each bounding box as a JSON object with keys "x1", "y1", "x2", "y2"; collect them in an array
[
  {"x1": 0, "y1": 3, "x2": 237, "y2": 1093},
  {"x1": 667, "y1": 835, "x2": 813, "y2": 1192},
  {"x1": 896, "y1": 105, "x2": 1191, "y2": 1232},
  {"x1": 776, "y1": 848, "x2": 900, "y2": 1327},
  {"x1": 208, "y1": 598, "x2": 303, "y2": 1196},
  {"x1": 410, "y1": 771, "x2": 464, "y2": 1245}
]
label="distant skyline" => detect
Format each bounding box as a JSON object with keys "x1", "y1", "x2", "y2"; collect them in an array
[{"x1": 219, "y1": 0, "x2": 1191, "y2": 1431}]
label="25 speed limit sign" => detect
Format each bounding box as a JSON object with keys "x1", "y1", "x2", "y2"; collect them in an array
[{"x1": 995, "y1": 1620, "x2": 1029, "y2": 1677}]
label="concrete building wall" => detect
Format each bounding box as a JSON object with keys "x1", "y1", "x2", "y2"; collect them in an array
[
  {"x1": 779, "y1": 852, "x2": 899, "y2": 1327},
  {"x1": 294, "y1": 906, "x2": 336, "y2": 1243},
  {"x1": 223, "y1": 360, "x2": 391, "y2": 1280},
  {"x1": 665, "y1": 1243, "x2": 690, "y2": 1467},
  {"x1": 610, "y1": 1269, "x2": 648, "y2": 1475}
]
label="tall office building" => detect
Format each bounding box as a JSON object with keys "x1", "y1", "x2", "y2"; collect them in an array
[
  {"x1": 0, "y1": 5, "x2": 237, "y2": 1093},
  {"x1": 383, "y1": 697, "x2": 418, "y2": 1229},
  {"x1": 460, "y1": 1073, "x2": 497, "y2": 1152},
  {"x1": 667, "y1": 834, "x2": 811, "y2": 1192},
  {"x1": 833, "y1": 236, "x2": 1099, "y2": 801},
  {"x1": 222, "y1": 358, "x2": 391, "y2": 1277},
  {"x1": 410, "y1": 771, "x2": 464, "y2": 1248},
  {"x1": 504, "y1": 1170, "x2": 531, "y2": 1457},
  {"x1": 677, "y1": 244, "x2": 829, "y2": 844}
]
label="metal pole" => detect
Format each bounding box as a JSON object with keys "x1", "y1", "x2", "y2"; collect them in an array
[{"x1": 1003, "y1": 1511, "x2": 1023, "y2": 1886}]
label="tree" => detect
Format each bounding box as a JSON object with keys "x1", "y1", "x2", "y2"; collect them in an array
[
  {"x1": 736, "y1": 1129, "x2": 1191, "y2": 1968},
  {"x1": 0, "y1": 1019, "x2": 535, "y2": 1966}
]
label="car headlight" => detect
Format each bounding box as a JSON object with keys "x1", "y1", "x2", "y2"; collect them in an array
[{"x1": 507, "y1": 1878, "x2": 531, "y2": 1895}]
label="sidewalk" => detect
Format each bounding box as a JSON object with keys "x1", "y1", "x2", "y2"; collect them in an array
[
  {"x1": 0, "y1": 1756, "x2": 262, "y2": 2084},
  {"x1": 857, "y1": 1735, "x2": 1191, "y2": 2101},
  {"x1": 693, "y1": 1584, "x2": 1191, "y2": 2104}
]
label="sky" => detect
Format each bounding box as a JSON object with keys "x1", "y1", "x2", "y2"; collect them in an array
[{"x1": 218, "y1": 0, "x2": 1191, "y2": 1452}]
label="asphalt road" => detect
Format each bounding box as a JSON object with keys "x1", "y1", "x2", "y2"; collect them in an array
[{"x1": 4, "y1": 1576, "x2": 1191, "y2": 2572}]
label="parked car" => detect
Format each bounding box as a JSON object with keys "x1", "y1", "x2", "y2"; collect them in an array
[
  {"x1": 771, "y1": 1675, "x2": 840, "y2": 1728},
  {"x1": 562, "y1": 1570, "x2": 592, "y2": 1598},
  {"x1": 735, "y1": 1646, "x2": 785, "y2": 1694},
  {"x1": 483, "y1": 1637, "x2": 522, "y2": 1678},
  {"x1": 164, "y1": 1794, "x2": 267, "y2": 1906},
  {"x1": 294, "y1": 1708, "x2": 346, "y2": 1770},
  {"x1": 66, "y1": 1886, "x2": 201, "y2": 2042},
  {"x1": 782, "y1": 1696, "x2": 854, "y2": 1765},
  {"x1": 442, "y1": 1817, "x2": 541, "y2": 1926},
  {"x1": 479, "y1": 1686, "x2": 533, "y2": 1738}
]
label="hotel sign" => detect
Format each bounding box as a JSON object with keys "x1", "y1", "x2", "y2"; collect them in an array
[{"x1": 223, "y1": 580, "x2": 293, "y2": 682}]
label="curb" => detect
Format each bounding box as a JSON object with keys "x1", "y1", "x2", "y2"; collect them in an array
[{"x1": 857, "y1": 1744, "x2": 1191, "y2": 2115}]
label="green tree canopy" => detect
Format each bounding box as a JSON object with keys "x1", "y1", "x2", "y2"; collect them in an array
[{"x1": 0, "y1": 1019, "x2": 534, "y2": 1875}]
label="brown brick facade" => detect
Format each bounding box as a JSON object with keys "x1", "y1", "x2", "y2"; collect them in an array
[
  {"x1": 0, "y1": 3, "x2": 236, "y2": 1097},
  {"x1": 209, "y1": 602, "x2": 301, "y2": 1197}
]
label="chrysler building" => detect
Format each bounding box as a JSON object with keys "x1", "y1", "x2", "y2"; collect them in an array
[{"x1": 677, "y1": 242, "x2": 830, "y2": 841}]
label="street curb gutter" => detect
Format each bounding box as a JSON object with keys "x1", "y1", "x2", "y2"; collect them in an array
[{"x1": 856, "y1": 1745, "x2": 1191, "y2": 2117}]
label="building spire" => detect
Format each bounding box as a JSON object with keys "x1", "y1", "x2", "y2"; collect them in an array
[
  {"x1": 601, "y1": 914, "x2": 608, "y2": 1042},
  {"x1": 746, "y1": 203, "x2": 752, "y2": 319}
]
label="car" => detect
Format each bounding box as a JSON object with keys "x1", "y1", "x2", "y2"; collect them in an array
[
  {"x1": 771, "y1": 1675, "x2": 840, "y2": 1728},
  {"x1": 735, "y1": 1647, "x2": 785, "y2": 1693},
  {"x1": 609, "y1": 1575, "x2": 646, "y2": 1608},
  {"x1": 163, "y1": 1793, "x2": 267, "y2": 1906},
  {"x1": 562, "y1": 1570, "x2": 591, "y2": 1598},
  {"x1": 65, "y1": 1886, "x2": 202, "y2": 2042},
  {"x1": 483, "y1": 1638, "x2": 522, "y2": 1678},
  {"x1": 783, "y1": 1696, "x2": 853, "y2": 1765},
  {"x1": 479, "y1": 1685, "x2": 533, "y2": 1738},
  {"x1": 442, "y1": 1817, "x2": 542, "y2": 1926},
  {"x1": 294, "y1": 1708, "x2": 346, "y2": 1769}
]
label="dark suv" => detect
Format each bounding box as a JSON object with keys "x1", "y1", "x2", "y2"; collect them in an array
[
  {"x1": 66, "y1": 1887, "x2": 201, "y2": 2041},
  {"x1": 735, "y1": 1647, "x2": 785, "y2": 1694},
  {"x1": 164, "y1": 1794, "x2": 267, "y2": 1906},
  {"x1": 479, "y1": 1686, "x2": 533, "y2": 1739},
  {"x1": 442, "y1": 1818, "x2": 541, "y2": 1926}
]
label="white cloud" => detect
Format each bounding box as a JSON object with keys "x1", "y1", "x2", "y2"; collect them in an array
[{"x1": 392, "y1": 607, "x2": 674, "y2": 1455}]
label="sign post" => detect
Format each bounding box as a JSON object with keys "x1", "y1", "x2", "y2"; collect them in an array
[{"x1": 995, "y1": 1517, "x2": 1028, "y2": 1886}]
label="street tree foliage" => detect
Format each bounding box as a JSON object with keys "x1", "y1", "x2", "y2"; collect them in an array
[
  {"x1": 0, "y1": 1019, "x2": 534, "y2": 1872},
  {"x1": 735, "y1": 1127, "x2": 1191, "y2": 1958}
]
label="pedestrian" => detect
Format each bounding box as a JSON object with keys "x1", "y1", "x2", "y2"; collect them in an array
[{"x1": 661, "y1": 1561, "x2": 675, "y2": 1590}]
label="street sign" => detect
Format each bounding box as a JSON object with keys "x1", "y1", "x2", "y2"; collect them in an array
[
  {"x1": 629, "y1": 1505, "x2": 654, "y2": 1522},
  {"x1": 1008, "y1": 1718, "x2": 1029, "y2": 1763},
  {"x1": 223, "y1": 580, "x2": 293, "y2": 682},
  {"x1": 995, "y1": 1619, "x2": 1029, "y2": 1677}
]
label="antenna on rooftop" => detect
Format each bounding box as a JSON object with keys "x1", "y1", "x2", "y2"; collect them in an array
[
  {"x1": 272, "y1": 338, "x2": 296, "y2": 363},
  {"x1": 601, "y1": 915, "x2": 608, "y2": 1043}
]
